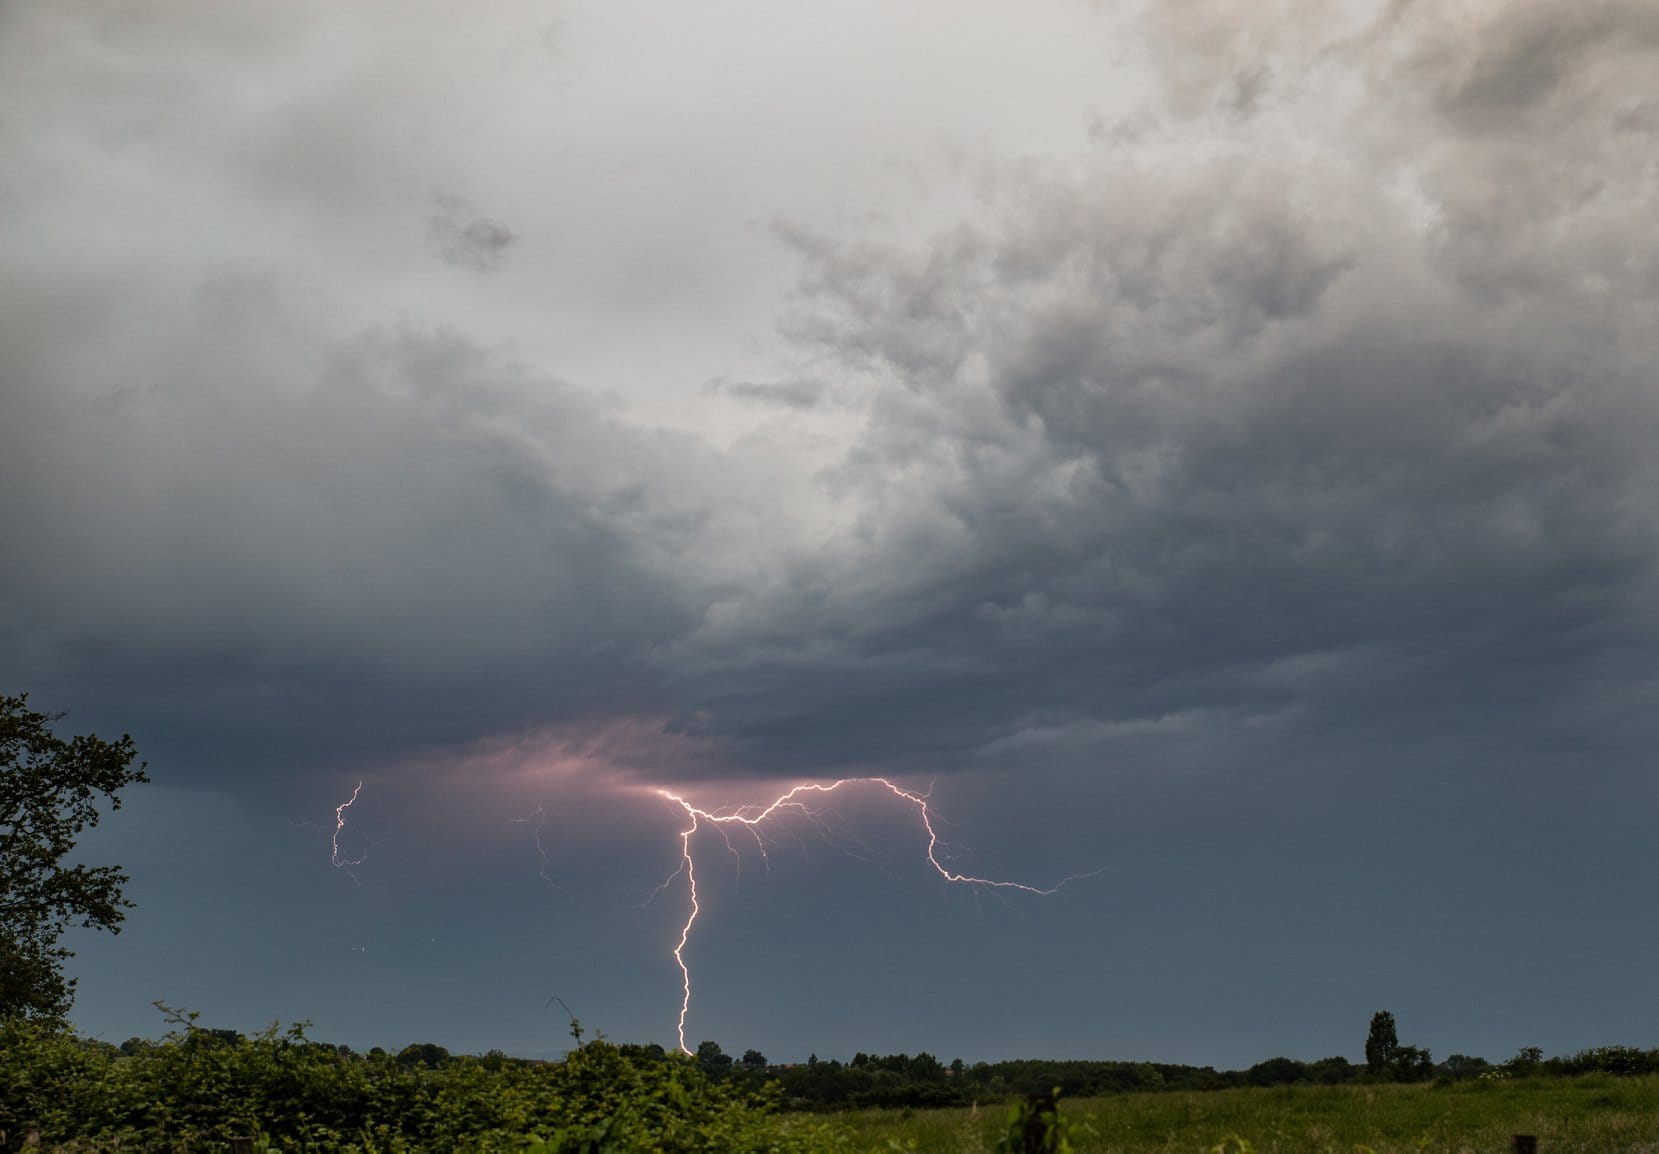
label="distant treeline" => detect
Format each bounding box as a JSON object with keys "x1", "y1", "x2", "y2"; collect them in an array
[{"x1": 666, "y1": 1039, "x2": 1659, "y2": 1111}]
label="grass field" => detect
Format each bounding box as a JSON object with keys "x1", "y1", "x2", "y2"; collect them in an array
[{"x1": 828, "y1": 1075, "x2": 1659, "y2": 1153}]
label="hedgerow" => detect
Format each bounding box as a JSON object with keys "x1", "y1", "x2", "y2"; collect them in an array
[{"x1": 0, "y1": 1011, "x2": 847, "y2": 1153}]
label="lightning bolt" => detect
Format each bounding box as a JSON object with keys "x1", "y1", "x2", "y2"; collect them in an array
[
  {"x1": 514, "y1": 803, "x2": 568, "y2": 895},
  {"x1": 331, "y1": 780, "x2": 367, "y2": 879},
  {"x1": 656, "y1": 777, "x2": 1096, "y2": 1054}
]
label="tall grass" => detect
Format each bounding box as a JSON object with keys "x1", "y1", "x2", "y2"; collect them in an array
[{"x1": 834, "y1": 1075, "x2": 1659, "y2": 1153}]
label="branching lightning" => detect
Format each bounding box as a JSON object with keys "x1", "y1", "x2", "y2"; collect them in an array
[
  {"x1": 656, "y1": 777, "x2": 1097, "y2": 1054},
  {"x1": 331, "y1": 780, "x2": 367, "y2": 879}
]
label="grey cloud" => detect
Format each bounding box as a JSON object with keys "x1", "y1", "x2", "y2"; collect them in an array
[
  {"x1": 5, "y1": 0, "x2": 1656, "y2": 794},
  {"x1": 712, "y1": 379, "x2": 827, "y2": 409},
  {"x1": 647, "y1": 0, "x2": 1659, "y2": 776},
  {"x1": 0, "y1": 267, "x2": 717, "y2": 777},
  {"x1": 1385, "y1": 1, "x2": 1659, "y2": 134},
  {"x1": 427, "y1": 197, "x2": 515, "y2": 272}
]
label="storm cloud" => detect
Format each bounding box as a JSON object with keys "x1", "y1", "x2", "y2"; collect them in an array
[
  {"x1": 653, "y1": 0, "x2": 1659, "y2": 775},
  {"x1": 4, "y1": 0, "x2": 1655, "y2": 774},
  {"x1": 4, "y1": 0, "x2": 1656, "y2": 778}
]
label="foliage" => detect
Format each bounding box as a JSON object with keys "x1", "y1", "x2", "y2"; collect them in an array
[
  {"x1": 994, "y1": 1090, "x2": 1081, "y2": 1154},
  {"x1": 0, "y1": 694, "x2": 148, "y2": 1023},
  {"x1": 767, "y1": 1051, "x2": 1368, "y2": 1110},
  {"x1": 1362, "y1": 1010, "x2": 1434, "y2": 1083},
  {"x1": 695, "y1": 1038, "x2": 734, "y2": 1074},
  {"x1": 762, "y1": 1030, "x2": 1659, "y2": 1113},
  {"x1": 0, "y1": 1008, "x2": 848, "y2": 1152},
  {"x1": 1549, "y1": 1044, "x2": 1659, "y2": 1076},
  {"x1": 1436, "y1": 1053, "x2": 1491, "y2": 1082},
  {"x1": 9, "y1": 1004, "x2": 1659, "y2": 1153},
  {"x1": 396, "y1": 1042, "x2": 453, "y2": 1070},
  {"x1": 1386, "y1": 1043, "x2": 1435, "y2": 1083},
  {"x1": 1364, "y1": 1011, "x2": 1399, "y2": 1073}
]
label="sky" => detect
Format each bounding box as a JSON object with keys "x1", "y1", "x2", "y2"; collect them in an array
[{"x1": 3, "y1": 0, "x2": 1657, "y2": 1068}]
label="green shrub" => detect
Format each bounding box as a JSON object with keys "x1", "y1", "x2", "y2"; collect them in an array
[{"x1": 0, "y1": 1010, "x2": 847, "y2": 1152}]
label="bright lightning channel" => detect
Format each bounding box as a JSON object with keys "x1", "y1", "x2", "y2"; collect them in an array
[
  {"x1": 657, "y1": 777, "x2": 1094, "y2": 1055},
  {"x1": 331, "y1": 780, "x2": 367, "y2": 879}
]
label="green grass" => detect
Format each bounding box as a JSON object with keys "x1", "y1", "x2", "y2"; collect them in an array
[{"x1": 831, "y1": 1075, "x2": 1659, "y2": 1153}]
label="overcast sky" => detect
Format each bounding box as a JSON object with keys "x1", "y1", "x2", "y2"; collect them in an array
[{"x1": 4, "y1": 0, "x2": 1658, "y2": 1067}]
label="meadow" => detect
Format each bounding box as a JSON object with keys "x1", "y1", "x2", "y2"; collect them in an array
[{"x1": 836, "y1": 1076, "x2": 1659, "y2": 1154}]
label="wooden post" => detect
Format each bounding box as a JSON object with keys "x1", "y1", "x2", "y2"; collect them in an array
[
  {"x1": 229, "y1": 1138, "x2": 255, "y2": 1154},
  {"x1": 1511, "y1": 1136, "x2": 1537, "y2": 1154}
]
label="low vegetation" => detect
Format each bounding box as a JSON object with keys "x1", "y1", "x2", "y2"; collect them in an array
[
  {"x1": 0, "y1": 1010, "x2": 845, "y2": 1153},
  {"x1": 7, "y1": 1007, "x2": 1659, "y2": 1153}
]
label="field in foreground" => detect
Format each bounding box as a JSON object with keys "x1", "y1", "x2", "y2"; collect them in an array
[{"x1": 834, "y1": 1075, "x2": 1659, "y2": 1154}]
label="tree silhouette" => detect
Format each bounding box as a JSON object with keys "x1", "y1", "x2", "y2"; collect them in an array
[
  {"x1": 1, "y1": 695, "x2": 148, "y2": 1021},
  {"x1": 1365, "y1": 1011, "x2": 1399, "y2": 1073},
  {"x1": 695, "y1": 1039, "x2": 732, "y2": 1072}
]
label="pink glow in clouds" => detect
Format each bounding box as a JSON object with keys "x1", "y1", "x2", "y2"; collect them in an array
[{"x1": 324, "y1": 719, "x2": 1099, "y2": 1051}]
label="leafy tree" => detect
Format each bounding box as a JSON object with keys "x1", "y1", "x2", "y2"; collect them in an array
[
  {"x1": 396, "y1": 1041, "x2": 452, "y2": 1068},
  {"x1": 1389, "y1": 1044, "x2": 1434, "y2": 1082},
  {"x1": 0, "y1": 933, "x2": 70, "y2": 1022},
  {"x1": 1364, "y1": 1011, "x2": 1399, "y2": 1073},
  {"x1": 1307, "y1": 1056, "x2": 1357, "y2": 1085},
  {"x1": 1245, "y1": 1056, "x2": 1307, "y2": 1086},
  {"x1": 1438, "y1": 1053, "x2": 1491, "y2": 1081},
  {"x1": 741, "y1": 1048, "x2": 768, "y2": 1070},
  {"x1": 696, "y1": 1039, "x2": 733, "y2": 1072},
  {"x1": 0, "y1": 694, "x2": 148, "y2": 1022}
]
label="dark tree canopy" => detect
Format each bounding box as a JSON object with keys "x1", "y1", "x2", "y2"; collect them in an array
[
  {"x1": 1364, "y1": 1011, "x2": 1398, "y2": 1073},
  {"x1": 696, "y1": 1040, "x2": 733, "y2": 1071},
  {"x1": 0, "y1": 694, "x2": 148, "y2": 1022}
]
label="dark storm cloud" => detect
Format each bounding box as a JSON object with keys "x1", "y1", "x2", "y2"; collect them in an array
[
  {"x1": 0, "y1": 274, "x2": 716, "y2": 776},
  {"x1": 648, "y1": 0, "x2": 1659, "y2": 774},
  {"x1": 3, "y1": 0, "x2": 1656, "y2": 795}
]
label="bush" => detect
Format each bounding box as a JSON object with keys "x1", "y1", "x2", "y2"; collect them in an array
[{"x1": 0, "y1": 1009, "x2": 847, "y2": 1152}]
